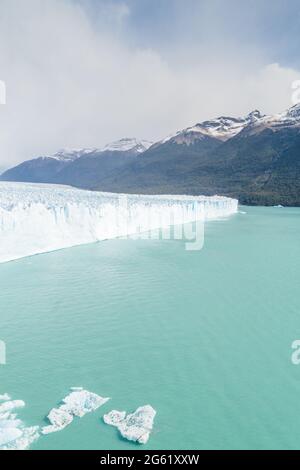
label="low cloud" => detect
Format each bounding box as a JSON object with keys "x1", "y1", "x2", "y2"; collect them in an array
[{"x1": 0, "y1": 0, "x2": 299, "y2": 167}]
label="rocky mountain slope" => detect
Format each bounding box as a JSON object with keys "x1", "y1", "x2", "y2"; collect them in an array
[{"x1": 1, "y1": 139, "x2": 152, "y2": 187}]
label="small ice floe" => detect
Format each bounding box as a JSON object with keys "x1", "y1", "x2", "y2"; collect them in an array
[
  {"x1": 0, "y1": 399, "x2": 25, "y2": 414},
  {"x1": 0, "y1": 394, "x2": 39, "y2": 450},
  {"x1": 42, "y1": 389, "x2": 110, "y2": 435},
  {"x1": 274, "y1": 205, "x2": 284, "y2": 208},
  {"x1": 0, "y1": 394, "x2": 11, "y2": 401},
  {"x1": 103, "y1": 405, "x2": 156, "y2": 445}
]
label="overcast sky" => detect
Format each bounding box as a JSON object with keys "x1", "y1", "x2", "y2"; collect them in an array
[{"x1": 1, "y1": 0, "x2": 300, "y2": 167}]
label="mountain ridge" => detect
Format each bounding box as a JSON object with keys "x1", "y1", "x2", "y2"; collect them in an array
[{"x1": 1, "y1": 105, "x2": 300, "y2": 205}]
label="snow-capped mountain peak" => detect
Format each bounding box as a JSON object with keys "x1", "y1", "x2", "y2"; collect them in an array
[
  {"x1": 240, "y1": 104, "x2": 300, "y2": 137},
  {"x1": 42, "y1": 148, "x2": 97, "y2": 162},
  {"x1": 40, "y1": 139, "x2": 153, "y2": 162},
  {"x1": 160, "y1": 110, "x2": 264, "y2": 146},
  {"x1": 103, "y1": 138, "x2": 153, "y2": 154},
  {"x1": 247, "y1": 110, "x2": 264, "y2": 122},
  {"x1": 198, "y1": 111, "x2": 264, "y2": 140},
  {"x1": 282, "y1": 103, "x2": 300, "y2": 120}
]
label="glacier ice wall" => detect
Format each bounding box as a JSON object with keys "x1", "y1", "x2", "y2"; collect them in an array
[{"x1": 0, "y1": 182, "x2": 238, "y2": 263}]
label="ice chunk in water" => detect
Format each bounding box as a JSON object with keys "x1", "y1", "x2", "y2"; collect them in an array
[
  {"x1": 103, "y1": 405, "x2": 156, "y2": 444},
  {"x1": 42, "y1": 389, "x2": 110, "y2": 434},
  {"x1": 0, "y1": 394, "x2": 39, "y2": 450}
]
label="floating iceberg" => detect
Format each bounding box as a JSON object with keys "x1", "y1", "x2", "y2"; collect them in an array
[
  {"x1": 42, "y1": 408, "x2": 74, "y2": 434},
  {"x1": 0, "y1": 394, "x2": 11, "y2": 401},
  {"x1": 0, "y1": 182, "x2": 238, "y2": 263},
  {"x1": 0, "y1": 394, "x2": 39, "y2": 450},
  {"x1": 41, "y1": 389, "x2": 110, "y2": 434},
  {"x1": 103, "y1": 405, "x2": 156, "y2": 445}
]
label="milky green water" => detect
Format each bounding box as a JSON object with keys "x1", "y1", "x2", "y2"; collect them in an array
[{"x1": 1, "y1": 206, "x2": 300, "y2": 450}]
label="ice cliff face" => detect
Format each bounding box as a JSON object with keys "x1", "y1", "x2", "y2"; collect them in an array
[{"x1": 0, "y1": 182, "x2": 238, "y2": 263}]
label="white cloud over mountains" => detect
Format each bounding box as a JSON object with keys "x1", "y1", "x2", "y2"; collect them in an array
[{"x1": 0, "y1": 0, "x2": 299, "y2": 166}]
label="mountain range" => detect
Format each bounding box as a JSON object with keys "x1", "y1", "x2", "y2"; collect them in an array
[{"x1": 2, "y1": 105, "x2": 300, "y2": 206}]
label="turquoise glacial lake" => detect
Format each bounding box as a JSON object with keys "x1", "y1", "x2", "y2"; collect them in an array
[{"x1": 1, "y1": 206, "x2": 300, "y2": 450}]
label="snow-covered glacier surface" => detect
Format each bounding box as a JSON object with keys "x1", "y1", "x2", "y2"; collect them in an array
[{"x1": 0, "y1": 182, "x2": 238, "y2": 263}]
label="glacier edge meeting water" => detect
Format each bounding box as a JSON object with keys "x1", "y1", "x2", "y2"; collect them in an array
[{"x1": 0, "y1": 182, "x2": 238, "y2": 264}]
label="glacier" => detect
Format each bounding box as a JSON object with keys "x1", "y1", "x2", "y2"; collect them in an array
[
  {"x1": 0, "y1": 182, "x2": 238, "y2": 264},
  {"x1": 103, "y1": 405, "x2": 156, "y2": 445}
]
